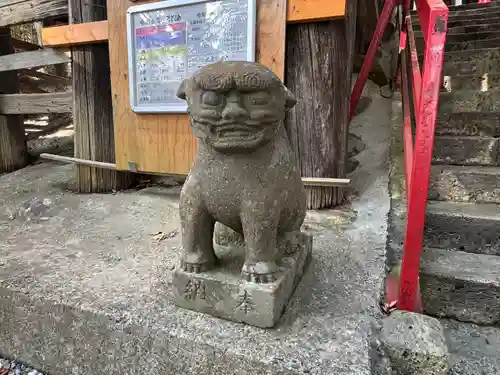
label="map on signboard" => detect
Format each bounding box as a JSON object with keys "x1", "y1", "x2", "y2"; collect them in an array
[{"x1": 127, "y1": 0, "x2": 256, "y2": 113}]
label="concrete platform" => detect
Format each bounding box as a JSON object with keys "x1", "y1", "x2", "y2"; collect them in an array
[{"x1": 0, "y1": 80, "x2": 391, "y2": 374}]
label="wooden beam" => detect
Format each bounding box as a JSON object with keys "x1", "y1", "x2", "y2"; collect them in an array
[
  {"x1": 21, "y1": 70, "x2": 72, "y2": 87},
  {"x1": 71, "y1": 0, "x2": 132, "y2": 193},
  {"x1": 0, "y1": 48, "x2": 69, "y2": 72},
  {"x1": 42, "y1": 0, "x2": 346, "y2": 47},
  {"x1": 287, "y1": 0, "x2": 346, "y2": 23},
  {"x1": 0, "y1": 92, "x2": 72, "y2": 114},
  {"x1": 0, "y1": 0, "x2": 68, "y2": 27},
  {"x1": 41, "y1": 20, "x2": 108, "y2": 47},
  {"x1": 12, "y1": 38, "x2": 41, "y2": 51},
  {"x1": 39, "y1": 153, "x2": 351, "y2": 187},
  {"x1": 26, "y1": 113, "x2": 72, "y2": 140},
  {"x1": 0, "y1": 27, "x2": 28, "y2": 173},
  {"x1": 256, "y1": 0, "x2": 287, "y2": 80},
  {"x1": 301, "y1": 177, "x2": 350, "y2": 187}
]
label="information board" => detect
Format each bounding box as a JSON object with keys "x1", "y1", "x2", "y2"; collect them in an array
[{"x1": 126, "y1": 0, "x2": 257, "y2": 113}]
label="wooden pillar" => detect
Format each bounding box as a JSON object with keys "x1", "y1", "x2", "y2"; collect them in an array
[
  {"x1": 0, "y1": 27, "x2": 29, "y2": 173},
  {"x1": 285, "y1": 1, "x2": 357, "y2": 209},
  {"x1": 70, "y1": 0, "x2": 132, "y2": 192}
]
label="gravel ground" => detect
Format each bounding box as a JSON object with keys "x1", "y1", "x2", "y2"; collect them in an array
[{"x1": 0, "y1": 358, "x2": 44, "y2": 375}]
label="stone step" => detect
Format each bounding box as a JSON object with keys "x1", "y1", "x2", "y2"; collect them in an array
[
  {"x1": 446, "y1": 2, "x2": 500, "y2": 12},
  {"x1": 432, "y1": 136, "x2": 499, "y2": 166},
  {"x1": 417, "y1": 36, "x2": 500, "y2": 53},
  {"x1": 413, "y1": 16, "x2": 500, "y2": 31},
  {"x1": 416, "y1": 30, "x2": 500, "y2": 43},
  {"x1": 413, "y1": 8, "x2": 500, "y2": 22},
  {"x1": 410, "y1": 1, "x2": 500, "y2": 14},
  {"x1": 442, "y1": 73, "x2": 500, "y2": 91},
  {"x1": 445, "y1": 21, "x2": 500, "y2": 34},
  {"x1": 420, "y1": 247, "x2": 500, "y2": 325},
  {"x1": 424, "y1": 201, "x2": 500, "y2": 255},
  {"x1": 435, "y1": 112, "x2": 500, "y2": 137},
  {"x1": 442, "y1": 319, "x2": 500, "y2": 375},
  {"x1": 417, "y1": 48, "x2": 500, "y2": 76},
  {"x1": 447, "y1": 2, "x2": 500, "y2": 11},
  {"x1": 429, "y1": 165, "x2": 500, "y2": 203},
  {"x1": 438, "y1": 90, "x2": 500, "y2": 114}
]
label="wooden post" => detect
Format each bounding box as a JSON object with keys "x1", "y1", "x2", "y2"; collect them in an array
[
  {"x1": 70, "y1": 0, "x2": 132, "y2": 192},
  {"x1": 0, "y1": 27, "x2": 28, "y2": 173},
  {"x1": 285, "y1": 1, "x2": 357, "y2": 209}
]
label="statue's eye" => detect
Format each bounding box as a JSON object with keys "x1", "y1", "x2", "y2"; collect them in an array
[
  {"x1": 202, "y1": 91, "x2": 222, "y2": 106},
  {"x1": 247, "y1": 92, "x2": 269, "y2": 106}
]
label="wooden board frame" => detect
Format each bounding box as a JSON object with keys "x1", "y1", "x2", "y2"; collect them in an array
[
  {"x1": 125, "y1": 0, "x2": 257, "y2": 114},
  {"x1": 108, "y1": 0, "x2": 290, "y2": 174},
  {"x1": 43, "y1": 0, "x2": 346, "y2": 48}
]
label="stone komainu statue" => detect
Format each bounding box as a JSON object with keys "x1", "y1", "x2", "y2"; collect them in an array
[{"x1": 176, "y1": 61, "x2": 306, "y2": 283}]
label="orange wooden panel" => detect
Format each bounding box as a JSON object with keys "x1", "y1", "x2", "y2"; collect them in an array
[
  {"x1": 287, "y1": 0, "x2": 346, "y2": 23},
  {"x1": 108, "y1": 0, "x2": 288, "y2": 174},
  {"x1": 257, "y1": 0, "x2": 287, "y2": 80},
  {"x1": 108, "y1": 0, "x2": 195, "y2": 174},
  {"x1": 41, "y1": 21, "x2": 109, "y2": 47},
  {"x1": 43, "y1": 0, "x2": 346, "y2": 49}
]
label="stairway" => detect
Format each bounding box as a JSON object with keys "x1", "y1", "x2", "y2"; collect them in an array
[{"x1": 411, "y1": 2, "x2": 500, "y2": 326}]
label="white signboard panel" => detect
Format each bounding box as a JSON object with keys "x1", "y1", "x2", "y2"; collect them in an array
[{"x1": 126, "y1": 0, "x2": 257, "y2": 113}]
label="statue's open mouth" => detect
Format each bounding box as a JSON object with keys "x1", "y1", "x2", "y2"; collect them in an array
[{"x1": 213, "y1": 124, "x2": 262, "y2": 141}]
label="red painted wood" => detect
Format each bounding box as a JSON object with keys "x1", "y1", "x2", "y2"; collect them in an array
[
  {"x1": 398, "y1": 5, "x2": 448, "y2": 312},
  {"x1": 406, "y1": 15, "x2": 422, "y2": 121},
  {"x1": 349, "y1": 0, "x2": 398, "y2": 120},
  {"x1": 400, "y1": 38, "x2": 414, "y2": 197}
]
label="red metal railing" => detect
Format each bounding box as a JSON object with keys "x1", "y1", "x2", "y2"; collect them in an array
[{"x1": 350, "y1": 0, "x2": 448, "y2": 312}]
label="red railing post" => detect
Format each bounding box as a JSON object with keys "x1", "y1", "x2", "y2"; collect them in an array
[{"x1": 397, "y1": 1, "x2": 448, "y2": 311}]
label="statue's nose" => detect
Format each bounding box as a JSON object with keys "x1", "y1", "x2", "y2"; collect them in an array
[{"x1": 221, "y1": 101, "x2": 248, "y2": 121}]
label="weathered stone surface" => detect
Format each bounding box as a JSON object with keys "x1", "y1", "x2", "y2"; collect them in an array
[
  {"x1": 433, "y1": 136, "x2": 499, "y2": 166},
  {"x1": 435, "y1": 112, "x2": 500, "y2": 137},
  {"x1": 380, "y1": 311, "x2": 450, "y2": 375},
  {"x1": 213, "y1": 221, "x2": 245, "y2": 247},
  {"x1": 443, "y1": 319, "x2": 500, "y2": 375},
  {"x1": 415, "y1": 18, "x2": 500, "y2": 34},
  {"x1": 429, "y1": 165, "x2": 500, "y2": 203},
  {"x1": 421, "y1": 247, "x2": 500, "y2": 325},
  {"x1": 441, "y1": 48, "x2": 500, "y2": 75},
  {"x1": 445, "y1": 22, "x2": 500, "y2": 34},
  {"x1": 417, "y1": 30, "x2": 500, "y2": 44},
  {"x1": 438, "y1": 90, "x2": 500, "y2": 114},
  {"x1": 424, "y1": 201, "x2": 500, "y2": 255},
  {"x1": 172, "y1": 234, "x2": 312, "y2": 328},
  {"x1": 446, "y1": 2, "x2": 500, "y2": 12},
  {"x1": 442, "y1": 73, "x2": 500, "y2": 91},
  {"x1": 176, "y1": 61, "x2": 307, "y2": 288},
  {"x1": 417, "y1": 36, "x2": 500, "y2": 52},
  {"x1": 419, "y1": 48, "x2": 500, "y2": 76}
]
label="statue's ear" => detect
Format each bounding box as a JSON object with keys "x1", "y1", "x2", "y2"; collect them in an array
[
  {"x1": 284, "y1": 86, "x2": 297, "y2": 111},
  {"x1": 177, "y1": 79, "x2": 188, "y2": 100}
]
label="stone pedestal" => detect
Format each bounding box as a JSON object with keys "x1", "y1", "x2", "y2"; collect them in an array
[{"x1": 173, "y1": 232, "x2": 312, "y2": 328}]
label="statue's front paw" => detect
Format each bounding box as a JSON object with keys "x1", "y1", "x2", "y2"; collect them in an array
[
  {"x1": 241, "y1": 261, "x2": 278, "y2": 284},
  {"x1": 180, "y1": 252, "x2": 217, "y2": 273}
]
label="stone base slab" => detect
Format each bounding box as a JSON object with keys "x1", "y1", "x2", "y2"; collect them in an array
[
  {"x1": 380, "y1": 311, "x2": 450, "y2": 375},
  {"x1": 173, "y1": 233, "x2": 312, "y2": 328}
]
